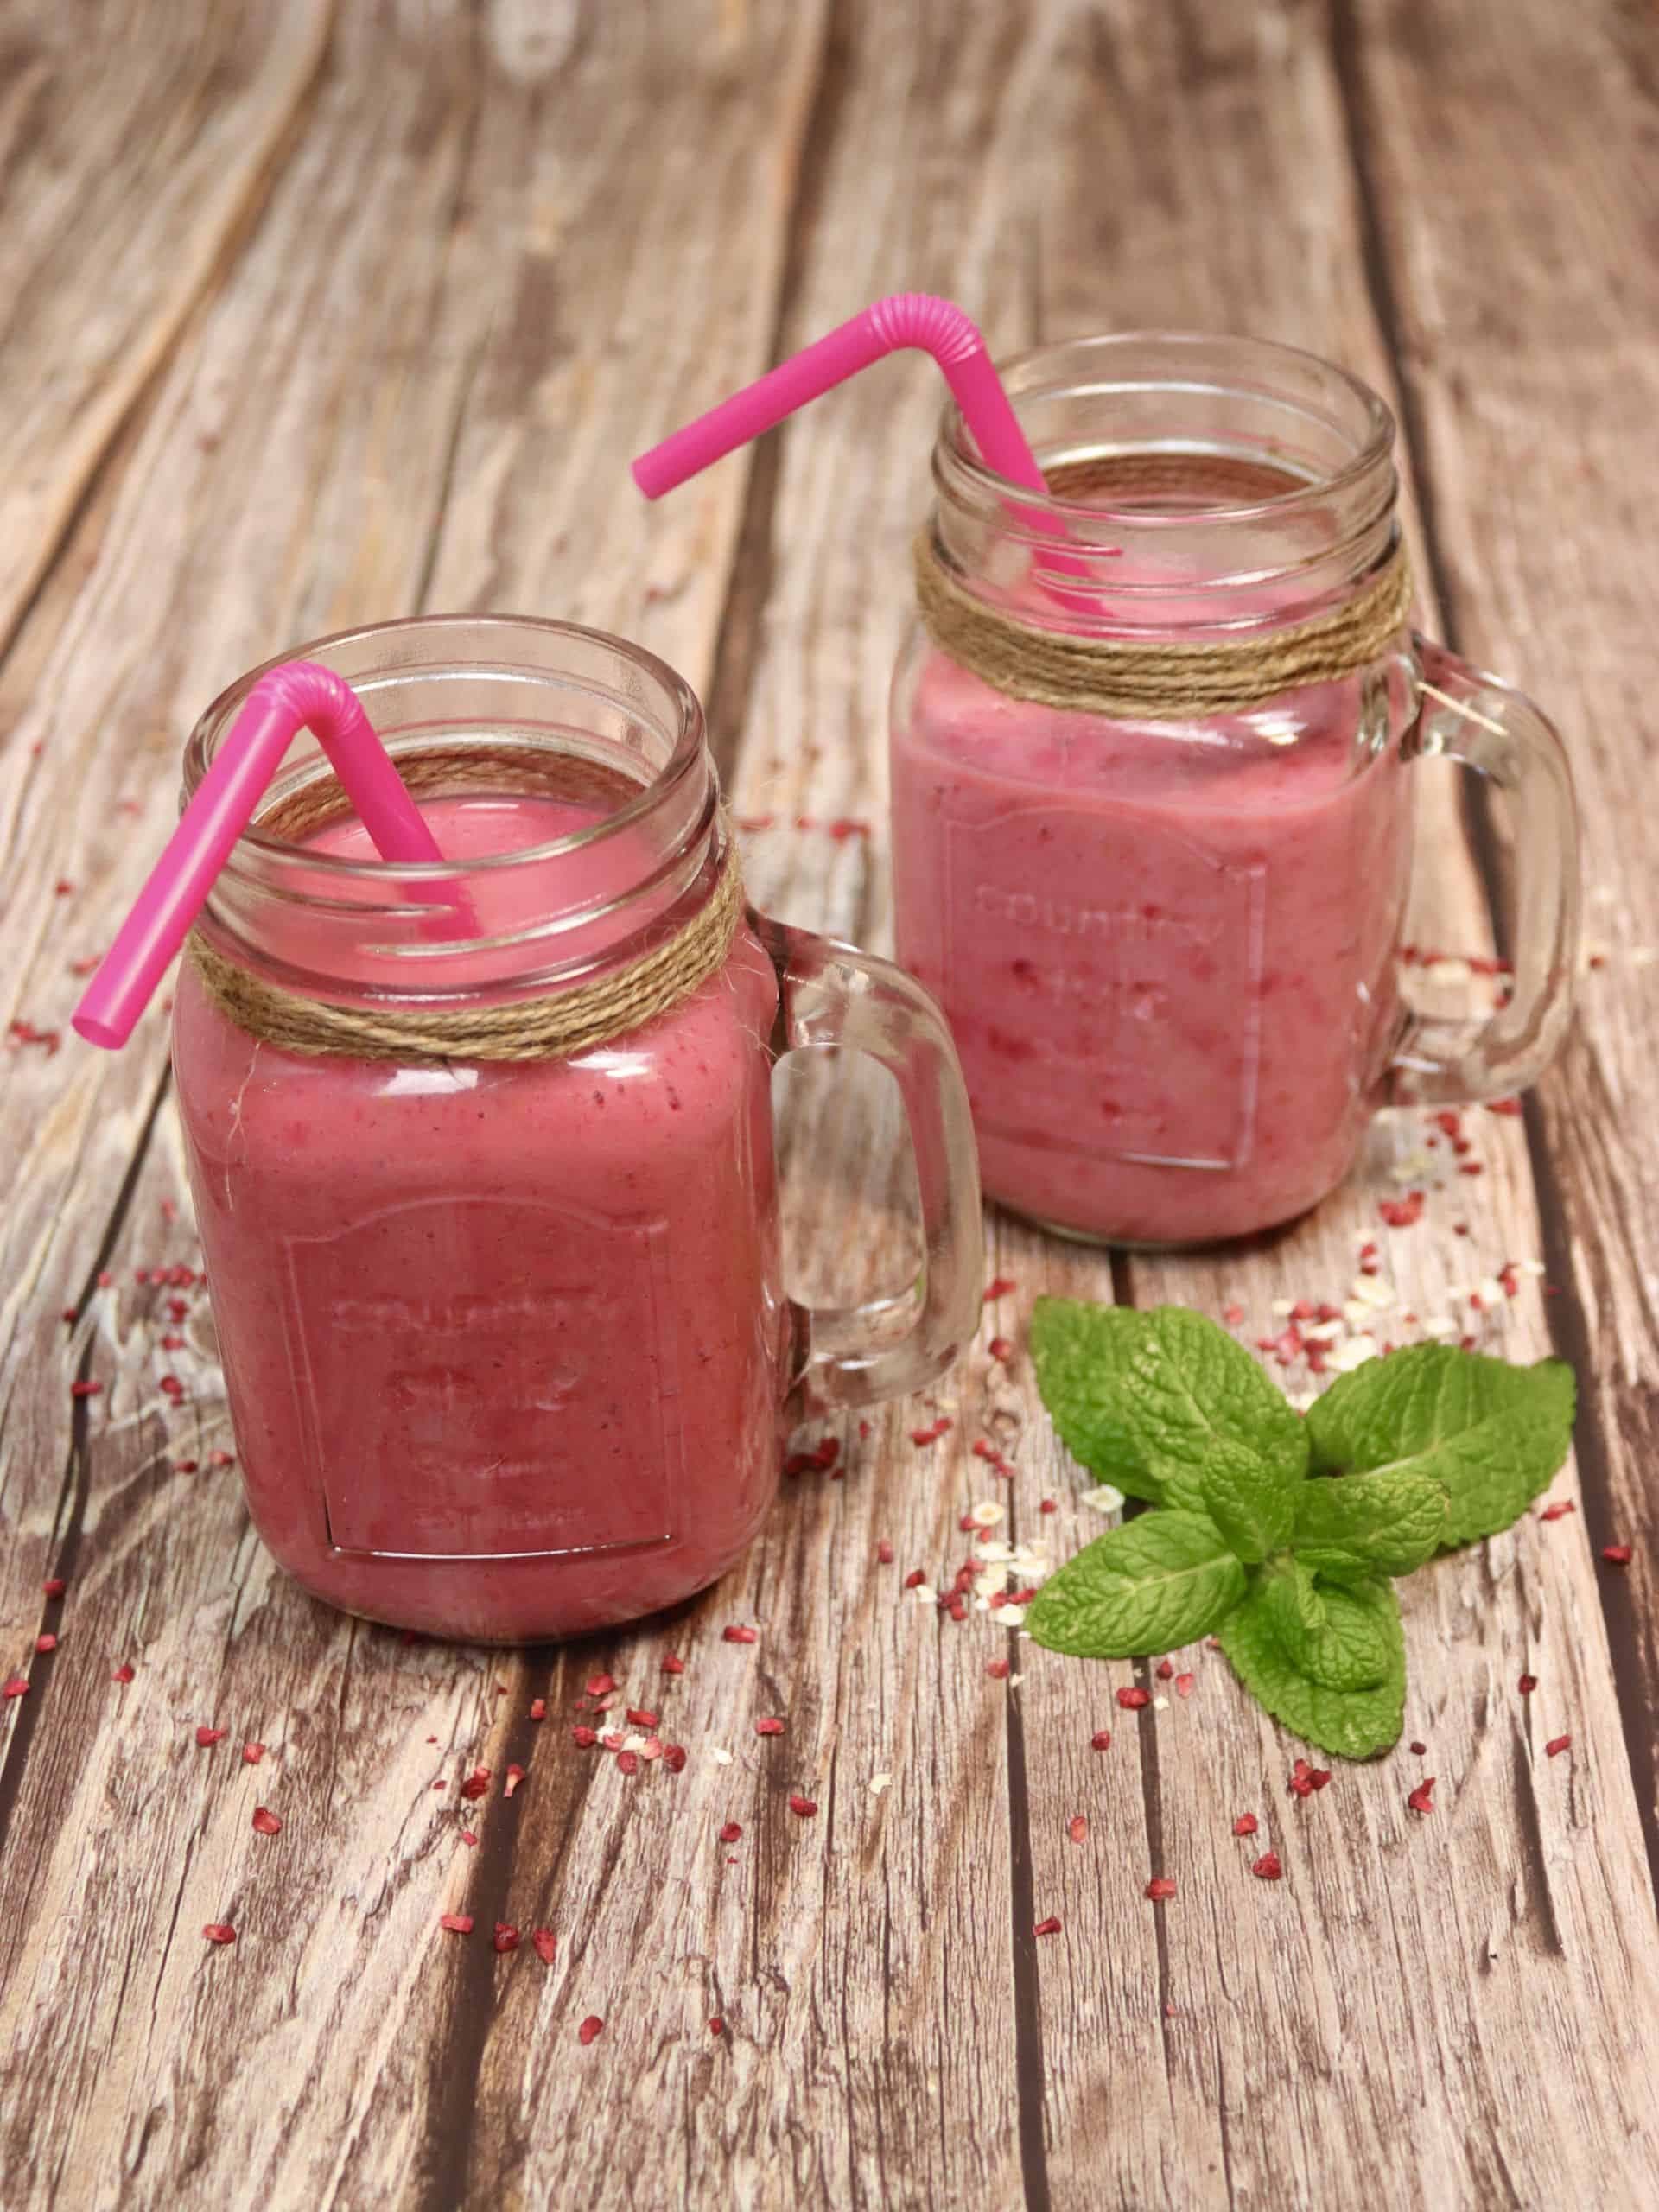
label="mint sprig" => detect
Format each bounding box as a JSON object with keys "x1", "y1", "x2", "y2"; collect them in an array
[{"x1": 1026, "y1": 1302, "x2": 1576, "y2": 1759}]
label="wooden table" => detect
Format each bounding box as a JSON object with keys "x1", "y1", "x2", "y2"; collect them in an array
[{"x1": 3, "y1": 3, "x2": 1656, "y2": 2204}]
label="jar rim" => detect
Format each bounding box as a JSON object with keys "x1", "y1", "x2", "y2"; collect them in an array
[
  {"x1": 184, "y1": 612, "x2": 709, "y2": 884},
  {"x1": 936, "y1": 329, "x2": 1395, "y2": 529}
]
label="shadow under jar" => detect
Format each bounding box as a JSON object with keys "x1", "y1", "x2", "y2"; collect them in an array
[
  {"x1": 174, "y1": 617, "x2": 982, "y2": 1642},
  {"x1": 890, "y1": 333, "x2": 1579, "y2": 1249}
]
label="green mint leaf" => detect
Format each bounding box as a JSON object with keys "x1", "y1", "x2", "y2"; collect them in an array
[
  {"x1": 1025, "y1": 1511, "x2": 1249, "y2": 1658},
  {"x1": 1260, "y1": 1559, "x2": 1392, "y2": 1691},
  {"x1": 1291, "y1": 1470, "x2": 1451, "y2": 1577},
  {"x1": 1218, "y1": 1576, "x2": 1406, "y2": 1758},
  {"x1": 1260, "y1": 1555, "x2": 1327, "y2": 1660},
  {"x1": 1030, "y1": 1300, "x2": 1163, "y2": 1503},
  {"x1": 1122, "y1": 1308, "x2": 1308, "y2": 1539},
  {"x1": 1306, "y1": 1345, "x2": 1575, "y2": 1548}
]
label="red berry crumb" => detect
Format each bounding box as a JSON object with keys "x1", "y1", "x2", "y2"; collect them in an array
[
  {"x1": 1252, "y1": 1852, "x2": 1284, "y2": 1882},
  {"x1": 1539, "y1": 1500, "x2": 1576, "y2": 1522},
  {"x1": 1145, "y1": 1878, "x2": 1177, "y2": 1903},
  {"x1": 111, "y1": 1664, "x2": 135, "y2": 1685},
  {"x1": 202, "y1": 1923, "x2": 237, "y2": 1946},
  {"x1": 722, "y1": 1625, "x2": 760, "y2": 1645},
  {"x1": 983, "y1": 1277, "x2": 1016, "y2": 1300},
  {"x1": 616, "y1": 1751, "x2": 639, "y2": 1777},
  {"x1": 1090, "y1": 1730, "x2": 1112, "y2": 1751},
  {"x1": 1408, "y1": 1777, "x2": 1436, "y2": 1815},
  {"x1": 1546, "y1": 1734, "x2": 1573, "y2": 1758},
  {"x1": 493, "y1": 1923, "x2": 520, "y2": 1955},
  {"x1": 504, "y1": 1764, "x2": 527, "y2": 1798},
  {"x1": 3, "y1": 1678, "x2": 28, "y2": 1700},
  {"x1": 1116, "y1": 1687, "x2": 1150, "y2": 1710},
  {"x1": 876, "y1": 1541, "x2": 894, "y2": 1565},
  {"x1": 754, "y1": 1717, "x2": 785, "y2": 1737},
  {"x1": 1518, "y1": 1674, "x2": 1538, "y2": 1695},
  {"x1": 578, "y1": 2016, "x2": 604, "y2": 2046},
  {"x1": 1602, "y1": 1544, "x2": 1634, "y2": 1567},
  {"x1": 788, "y1": 1794, "x2": 818, "y2": 1818},
  {"x1": 662, "y1": 1653, "x2": 686, "y2": 1675},
  {"x1": 1155, "y1": 1658, "x2": 1174, "y2": 1681},
  {"x1": 572, "y1": 1726, "x2": 599, "y2": 1749},
  {"x1": 1067, "y1": 1815, "x2": 1088, "y2": 1845},
  {"x1": 719, "y1": 1821, "x2": 743, "y2": 1843},
  {"x1": 532, "y1": 1929, "x2": 557, "y2": 1965},
  {"x1": 459, "y1": 1767, "x2": 491, "y2": 1800},
  {"x1": 529, "y1": 1699, "x2": 547, "y2": 1722},
  {"x1": 1033, "y1": 1916, "x2": 1062, "y2": 1937},
  {"x1": 709, "y1": 2017, "x2": 725, "y2": 2036},
  {"x1": 1039, "y1": 1497, "x2": 1057, "y2": 1514},
  {"x1": 586, "y1": 1674, "x2": 616, "y2": 1697},
  {"x1": 42, "y1": 1578, "x2": 67, "y2": 1598},
  {"x1": 985, "y1": 1658, "x2": 1010, "y2": 1681},
  {"x1": 988, "y1": 1336, "x2": 1012, "y2": 1361},
  {"x1": 439, "y1": 1914, "x2": 474, "y2": 1935},
  {"x1": 35, "y1": 1633, "x2": 56, "y2": 1655},
  {"x1": 242, "y1": 1741, "x2": 264, "y2": 1764},
  {"x1": 1409, "y1": 1741, "x2": 1427, "y2": 1756},
  {"x1": 1233, "y1": 1813, "x2": 1258, "y2": 1837},
  {"x1": 1175, "y1": 1671, "x2": 1196, "y2": 1698},
  {"x1": 251, "y1": 1806, "x2": 283, "y2": 1836},
  {"x1": 195, "y1": 1726, "x2": 228, "y2": 1747}
]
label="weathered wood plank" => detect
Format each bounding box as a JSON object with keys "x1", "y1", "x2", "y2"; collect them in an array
[
  {"x1": 0, "y1": 3, "x2": 833, "y2": 2204},
  {"x1": 1342, "y1": 0, "x2": 1659, "y2": 1885},
  {"x1": 0, "y1": 0, "x2": 334, "y2": 653}
]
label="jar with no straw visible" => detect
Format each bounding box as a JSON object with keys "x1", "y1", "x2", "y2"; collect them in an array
[
  {"x1": 890, "y1": 332, "x2": 1579, "y2": 1247},
  {"x1": 175, "y1": 616, "x2": 982, "y2": 1642}
]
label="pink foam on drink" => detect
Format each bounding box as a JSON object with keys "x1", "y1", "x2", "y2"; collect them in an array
[
  {"x1": 173, "y1": 792, "x2": 787, "y2": 1641},
  {"x1": 890, "y1": 647, "x2": 1414, "y2": 1244}
]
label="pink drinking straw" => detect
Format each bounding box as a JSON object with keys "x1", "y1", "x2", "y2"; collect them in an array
[
  {"x1": 633, "y1": 293, "x2": 1051, "y2": 498},
  {"x1": 632, "y1": 293, "x2": 1090, "y2": 588},
  {"x1": 74, "y1": 660, "x2": 449, "y2": 1051}
]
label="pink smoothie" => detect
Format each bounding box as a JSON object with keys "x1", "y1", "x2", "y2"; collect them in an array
[
  {"x1": 175, "y1": 794, "x2": 788, "y2": 1642},
  {"x1": 891, "y1": 648, "x2": 1413, "y2": 1244}
]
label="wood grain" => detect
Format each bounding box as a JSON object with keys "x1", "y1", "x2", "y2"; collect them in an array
[{"x1": 0, "y1": 1, "x2": 1655, "y2": 2206}]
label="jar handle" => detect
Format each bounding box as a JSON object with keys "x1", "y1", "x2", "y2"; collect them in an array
[
  {"x1": 760, "y1": 917, "x2": 984, "y2": 1415},
  {"x1": 1391, "y1": 634, "x2": 1580, "y2": 1104}
]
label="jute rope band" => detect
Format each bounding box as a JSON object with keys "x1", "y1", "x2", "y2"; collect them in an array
[
  {"x1": 188, "y1": 748, "x2": 746, "y2": 1064},
  {"x1": 914, "y1": 520, "x2": 1413, "y2": 721}
]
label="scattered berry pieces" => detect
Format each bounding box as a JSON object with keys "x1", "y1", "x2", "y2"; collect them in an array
[
  {"x1": 662, "y1": 1653, "x2": 685, "y2": 1675},
  {"x1": 1518, "y1": 1674, "x2": 1537, "y2": 1696},
  {"x1": 35, "y1": 1634, "x2": 57, "y2": 1655},
  {"x1": 664, "y1": 1743, "x2": 687, "y2": 1772},
  {"x1": 1287, "y1": 1758, "x2": 1331, "y2": 1797},
  {"x1": 721, "y1": 1626, "x2": 759, "y2": 1645},
  {"x1": 909, "y1": 1417, "x2": 951, "y2": 1447},
  {"x1": 572, "y1": 1726, "x2": 599, "y2": 1749},
  {"x1": 529, "y1": 1699, "x2": 547, "y2": 1722},
  {"x1": 1378, "y1": 1191, "x2": 1425, "y2": 1229},
  {"x1": 754, "y1": 1717, "x2": 785, "y2": 1737},
  {"x1": 578, "y1": 2016, "x2": 604, "y2": 2046},
  {"x1": 1145, "y1": 1878, "x2": 1177, "y2": 1904},
  {"x1": 493, "y1": 1923, "x2": 520, "y2": 1955},
  {"x1": 1233, "y1": 1813, "x2": 1258, "y2": 1837},
  {"x1": 1116, "y1": 1687, "x2": 1150, "y2": 1711},
  {"x1": 626, "y1": 1707, "x2": 659, "y2": 1727},
  {"x1": 1067, "y1": 1815, "x2": 1088, "y2": 1845},
  {"x1": 1033, "y1": 1916, "x2": 1062, "y2": 1937},
  {"x1": 1602, "y1": 1544, "x2": 1634, "y2": 1567},
  {"x1": 988, "y1": 1336, "x2": 1012, "y2": 1361},
  {"x1": 195, "y1": 1726, "x2": 228, "y2": 1747},
  {"x1": 504, "y1": 1764, "x2": 527, "y2": 1798},
  {"x1": 251, "y1": 1806, "x2": 283, "y2": 1835},
  {"x1": 532, "y1": 1929, "x2": 557, "y2": 1965},
  {"x1": 111, "y1": 1664, "x2": 135, "y2": 1685},
  {"x1": 788, "y1": 1794, "x2": 818, "y2": 1819},
  {"x1": 1039, "y1": 1497, "x2": 1057, "y2": 1515},
  {"x1": 202, "y1": 1923, "x2": 237, "y2": 1946},
  {"x1": 719, "y1": 1821, "x2": 743, "y2": 1844},
  {"x1": 586, "y1": 1674, "x2": 616, "y2": 1697},
  {"x1": 709, "y1": 2017, "x2": 725, "y2": 2036},
  {"x1": 1252, "y1": 1852, "x2": 1284, "y2": 1882},
  {"x1": 439, "y1": 1914, "x2": 474, "y2": 1935},
  {"x1": 983, "y1": 1277, "x2": 1016, "y2": 1300},
  {"x1": 985, "y1": 1658, "x2": 1010, "y2": 1681},
  {"x1": 616, "y1": 1751, "x2": 639, "y2": 1777},
  {"x1": 1090, "y1": 1730, "x2": 1112, "y2": 1752},
  {"x1": 3, "y1": 1678, "x2": 29, "y2": 1700},
  {"x1": 41, "y1": 1578, "x2": 66, "y2": 1598},
  {"x1": 1174, "y1": 1671, "x2": 1196, "y2": 1699},
  {"x1": 459, "y1": 1768, "x2": 491, "y2": 1801},
  {"x1": 69, "y1": 1380, "x2": 103, "y2": 1400},
  {"x1": 1539, "y1": 1500, "x2": 1576, "y2": 1522},
  {"x1": 1546, "y1": 1734, "x2": 1573, "y2": 1758},
  {"x1": 1408, "y1": 1777, "x2": 1436, "y2": 1815}
]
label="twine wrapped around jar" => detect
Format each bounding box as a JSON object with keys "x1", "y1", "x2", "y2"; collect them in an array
[
  {"x1": 913, "y1": 488, "x2": 1414, "y2": 721},
  {"x1": 188, "y1": 747, "x2": 746, "y2": 1063}
]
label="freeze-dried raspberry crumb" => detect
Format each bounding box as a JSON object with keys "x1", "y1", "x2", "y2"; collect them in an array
[
  {"x1": 578, "y1": 2016, "x2": 604, "y2": 2045},
  {"x1": 202, "y1": 1923, "x2": 237, "y2": 1946},
  {"x1": 1518, "y1": 1674, "x2": 1537, "y2": 1695},
  {"x1": 1546, "y1": 1734, "x2": 1573, "y2": 1758},
  {"x1": 440, "y1": 1914, "x2": 474, "y2": 1935},
  {"x1": 1602, "y1": 1544, "x2": 1634, "y2": 1566},
  {"x1": 42, "y1": 1578, "x2": 66, "y2": 1598},
  {"x1": 111, "y1": 1664, "x2": 135, "y2": 1685},
  {"x1": 1408, "y1": 1777, "x2": 1436, "y2": 1815},
  {"x1": 1116, "y1": 1687, "x2": 1150, "y2": 1710},
  {"x1": 459, "y1": 1767, "x2": 491, "y2": 1799},
  {"x1": 788, "y1": 1794, "x2": 817, "y2": 1818},
  {"x1": 1252, "y1": 1852, "x2": 1283, "y2": 1881},
  {"x1": 1090, "y1": 1730, "x2": 1112, "y2": 1751},
  {"x1": 3, "y1": 1678, "x2": 28, "y2": 1700},
  {"x1": 195, "y1": 1726, "x2": 227, "y2": 1747},
  {"x1": 1233, "y1": 1813, "x2": 1258, "y2": 1836},
  {"x1": 1032, "y1": 1916, "x2": 1062, "y2": 1936},
  {"x1": 754, "y1": 1717, "x2": 785, "y2": 1737},
  {"x1": 493, "y1": 1923, "x2": 520, "y2": 1954},
  {"x1": 242, "y1": 1741, "x2": 264, "y2": 1763},
  {"x1": 1144, "y1": 1878, "x2": 1176, "y2": 1903},
  {"x1": 719, "y1": 1821, "x2": 743, "y2": 1843},
  {"x1": 251, "y1": 1806, "x2": 282, "y2": 1835},
  {"x1": 532, "y1": 1929, "x2": 556, "y2": 1965}
]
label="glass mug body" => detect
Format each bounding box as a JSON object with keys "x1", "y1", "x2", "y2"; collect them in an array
[
  {"x1": 890, "y1": 333, "x2": 1578, "y2": 1248},
  {"x1": 175, "y1": 617, "x2": 982, "y2": 1642}
]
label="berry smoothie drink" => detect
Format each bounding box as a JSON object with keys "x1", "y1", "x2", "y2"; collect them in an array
[
  {"x1": 176, "y1": 791, "x2": 790, "y2": 1642},
  {"x1": 889, "y1": 334, "x2": 1576, "y2": 1247},
  {"x1": 890, "y1": 654, "x2": 1413, "y2": 1245},
  {"x1": 170, "y1": 616, "x2": 983, "y2": 1641}
]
